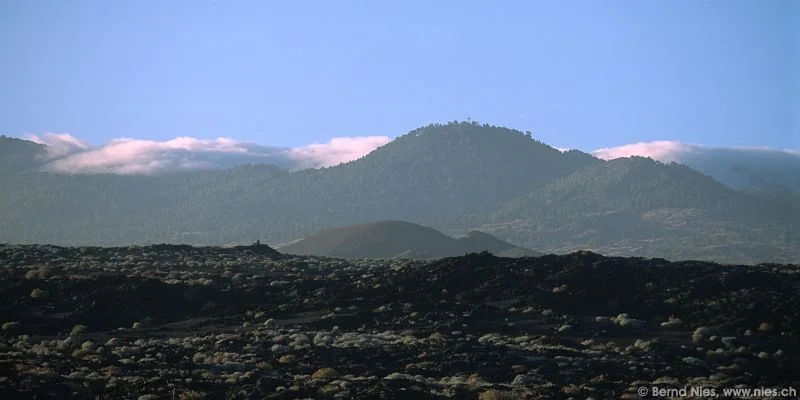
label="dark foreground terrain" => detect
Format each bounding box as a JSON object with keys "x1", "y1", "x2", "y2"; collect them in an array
[{"x1": 1, "y1": 244, "x2": 798, "y2": 399}]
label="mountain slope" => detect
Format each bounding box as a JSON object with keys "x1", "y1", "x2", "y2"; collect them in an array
[
  {"x1": 0, "y1": 136, "x2": 47, "y2": 175},
  {"x1": 286, "y1": 122, "x2": 598, "y2": 228},
  {"x1": 279, "y1": 220, "x2": 538, "y2": 259},
  {"x1": 679, "y1": 149, "x2": 800, "y2": 193},
  {"x1": 480, "y1": 156, "x2": 800, "y2": 263},
  {"x1": 0, "y1": 122, "x2": 596, "y2": 246},
  {"x1": 0, "y1": 123, "x2": 797, "y2": 263},
  {"x1": 594, "y1": 142, "x2": 800, "y2": 193}
]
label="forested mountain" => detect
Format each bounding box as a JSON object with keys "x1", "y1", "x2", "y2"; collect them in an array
[
  {"x1": 479, "y1": 157, "x2": 800, "y2": 263},
  {"x1": 285, "y1": 122, "x2": 598, "y2": 228},
  {"x1": 0, "y1": 122, "x2": 797, "y2": 264},
  {"x1": 493, "y1": 156, "x2": 793, "y2": 223},
  {"x1": 0, "y1": 135, "x2": 47, "y2": 175},
  {"x1": 0, "y1": 122, "x2": 597, "y2": 245},
  {"x1": 279, "y1": 220, "x2": 538, "y2": 259},
  {"x1": 594, "y1": 143, "x2": 800, "y2": 193}
]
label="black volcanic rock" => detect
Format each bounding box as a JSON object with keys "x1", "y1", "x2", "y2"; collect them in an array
[
  {"x1": 2, "y1": 245, "x2": 798, "y2": 399},
  {"x1": 229, "y1": 241, "x2": 283, "y2": 258}
]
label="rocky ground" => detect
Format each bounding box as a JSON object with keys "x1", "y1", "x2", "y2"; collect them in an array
[{"x1": 1, "y1": 244, "x2": 798, "y2": 399}]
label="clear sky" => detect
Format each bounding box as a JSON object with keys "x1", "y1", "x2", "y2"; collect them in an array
[{"x1": 1, "y1": 0, "x2": 797, "y2": 151}]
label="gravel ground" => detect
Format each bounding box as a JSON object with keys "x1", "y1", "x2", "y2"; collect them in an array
[{"x1": 1, "y1": 245, "x2": 798, "y2": 399}]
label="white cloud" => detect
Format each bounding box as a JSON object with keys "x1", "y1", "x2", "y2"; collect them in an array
[
  {"x1": 26, "y1": 133, "x2": 91, "y2": 158},
  {"x1": 286, "y1": 136, "x2": 391, "y2": 168},
  {"x1": 591, "y1": 141, "x2": 800, "y2": 163},
  {"x1": 18, "y1": 133, "x2": 800, "y2": 191},
  {"x1": 591, "y1": 141, "x2": 800, "y2": 190},
  {"x1": 591, "y1": 141, "x2": 701, "y2": 163},
  {"x1": 24, "y1": 133, "x2": 392, "y2": 175}
]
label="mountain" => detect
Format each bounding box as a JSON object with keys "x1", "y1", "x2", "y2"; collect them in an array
[
  {"x1": 0, "y1": 122, "x2": 596, "y2": 245},
  {"x1": 593, "y1": 142, "x2": 800, "y2": 193},
  {"x1": 303, "y1": 122, "x2": 598, "y2": 227},
  {"x1": 0, "y1": 122, "x2": 797, "y2": 264},
  {"x1": 680, "y1": 148, "x2": 800, "y2": 193},
  {"x1": 0, "y1": 135, "x2": 47, "y2": 175},
  {"x1": 480, "y1": 156, "x2": 800, "y2": 263},
  {"x1": 279, "y1": 220, "x2": 539, "y2": 259}
]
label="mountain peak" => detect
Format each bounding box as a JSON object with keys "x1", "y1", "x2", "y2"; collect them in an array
[{"x1": 398, "y1": 121, "x2": 542, "y2": 144}]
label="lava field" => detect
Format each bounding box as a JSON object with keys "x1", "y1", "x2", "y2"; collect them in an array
[{"x1": 1, "y1": 244, "x2": 799, "y2": 399}]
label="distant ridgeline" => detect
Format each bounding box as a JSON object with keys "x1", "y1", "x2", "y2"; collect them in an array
[{"x1": 0, "y1": 122, "x2": 798, "y2": 264}]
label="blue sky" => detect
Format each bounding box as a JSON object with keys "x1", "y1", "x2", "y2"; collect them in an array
[{"x1": 1, "y1": 0, "x2": 797, "y2": 151}]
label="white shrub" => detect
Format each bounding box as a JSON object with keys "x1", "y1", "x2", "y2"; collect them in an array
[
  {"x1": 263, "y1": 319, "x2": 278, "y2": 328},
  {"x1": 313, "y1": 333, "x2": 333, "y2": 347},
  {"x1": 270, "y1": 344, "x2": 290, "y2": 354},
  {"x1": 615, "y1": 314, "x2": 645, "y2": 329},
  {"x1": 682, "y1": 357, "x2": 705, "y2": 366},
  {"x1": 633, "y1": 339, "x2": 651, "y2": 350},
  {"x1": 2, "y1": 321, "x2": 20, "y2": 330},
  {"x1": 692, "y1": 327, "x2": 711, "y2": 343},
  {"x1": 660, "y1": 316, "x2": 682, "y2": 328}
]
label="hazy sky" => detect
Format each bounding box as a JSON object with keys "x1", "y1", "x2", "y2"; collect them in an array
[{"x1": 1, "y1": 1, "x2": 797, "y2": 151}]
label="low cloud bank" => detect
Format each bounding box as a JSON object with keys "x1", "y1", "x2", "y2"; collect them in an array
[
  {"x1": 592, "y1": 141, "x2": 697, "y2": 163},
  {"x1": 18, "y1": 134, "x2": 800, "y2": 191},
  {"x1": 27, "y1": 133, "x2": 91, "y2": 158},
  {"x1": 592, "y1": 140, "x2": 800, "y2": 164},
  {"x1": 592, "y1": 141, "x2": 800, "y2": 190},
  {"x1": 287, "y1": 136, "x2": 392, "y2": 169},
  {"x1": 25, "y1": 133, "x2": 391, "y2": 174}
]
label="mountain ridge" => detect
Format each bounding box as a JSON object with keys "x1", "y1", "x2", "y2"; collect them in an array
[{"x1": 1, "y1": 122, "x2": 797, "y2": 264}]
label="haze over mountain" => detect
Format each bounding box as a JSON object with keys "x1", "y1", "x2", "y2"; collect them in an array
[
  {"x1": 481, "y1": 155, "x2": 800, "y2": 263},
  {"x1": 593, "y1": 141, "x2": 800, "y2": 193},
  {"x1": 279, "y1": 220, "x2": 540, "y2": 259},
  {"x1": 1, "y1": 122, "x2": 798, "y2": 264}
]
